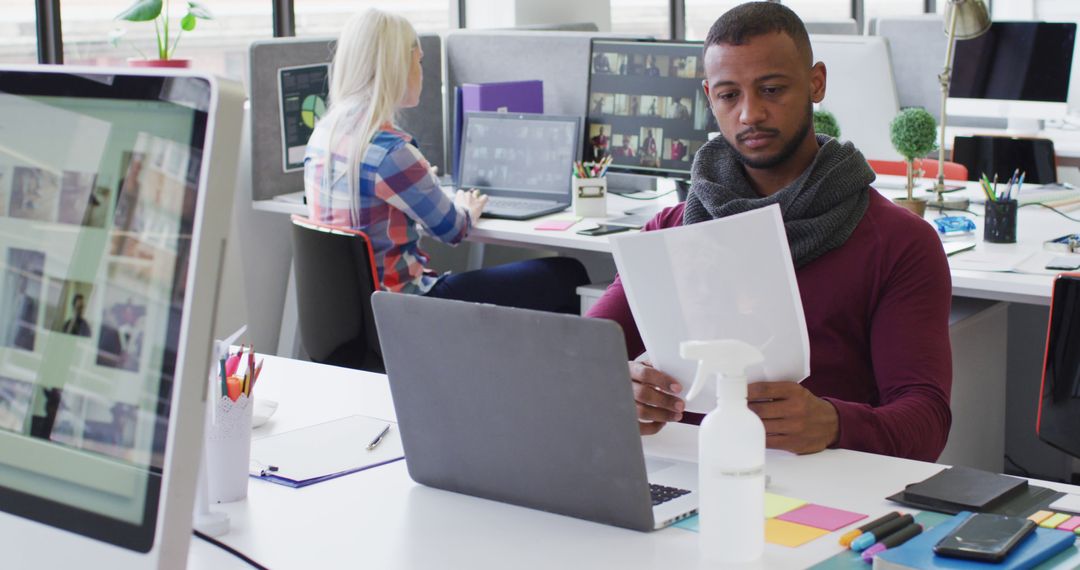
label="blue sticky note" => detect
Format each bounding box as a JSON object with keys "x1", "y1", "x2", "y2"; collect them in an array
[{"x1": 673, "y1": 515, "x2": 699, "y2": 532}]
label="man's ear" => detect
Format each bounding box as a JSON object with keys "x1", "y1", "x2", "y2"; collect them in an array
[
  {"x1": 809, "y1": 61, "x2": 826, "y2": 104},
  {"x1": 701, "y1": 79, "x2": 713, "y2": 109}
]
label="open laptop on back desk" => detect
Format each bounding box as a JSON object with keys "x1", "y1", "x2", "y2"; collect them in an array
[
  {"x1": 456, "y1": 112, "x2": 581, "y2": 220},
  {"x1": 371, "y1": 292, "x2": 698, "y2": 531}
]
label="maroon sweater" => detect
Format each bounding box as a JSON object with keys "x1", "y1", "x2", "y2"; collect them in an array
[{"x1": 586, "y1": 190, "x2": 953, "y2": 461}]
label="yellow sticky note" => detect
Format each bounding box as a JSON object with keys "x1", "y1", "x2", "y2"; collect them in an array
[
  {"x1": 1041, "y1": 512, "x2": 1071, "y2": 528},
  {"x1": 765, "y1": 493, "x2": 809, "y2": 519},
  {"x1": 765, "y1": 518, "x2": 830, "y2": 547},
  {"x1": 1028, "y1": 510, "x2": 1054, "y2": 524}
]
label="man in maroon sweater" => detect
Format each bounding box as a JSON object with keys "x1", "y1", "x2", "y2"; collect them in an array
[{"x1": 585, "y1": 2, "x2": 952, "y2": 461}]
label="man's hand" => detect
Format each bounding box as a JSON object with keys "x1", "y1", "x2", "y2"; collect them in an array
[
  {"x1": 747, "y1": 381, "x2": 839, "y2": 454},
  {"x1": 628, "y1": 361, "x2": 684, "y2": 435}
]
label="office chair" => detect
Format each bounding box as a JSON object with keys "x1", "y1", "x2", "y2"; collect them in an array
[
  {"x1": 290, "y1": 215, "x2": 384, "y2": 373},
  {"x1": 951, "y1": 135, "x2": 1057, "y2": 184},
  {"x1": 868, "y1": 158, "x2": 969, "y2": 180}
]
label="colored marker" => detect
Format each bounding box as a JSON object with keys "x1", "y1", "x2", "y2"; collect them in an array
[
  {"x1": 839, "y1": 511, "x2": 902, "y2": 547},
  {"x1": 851, "y1": 513, "x2": 915, "y2": 551},
  {"x1": 860, "y1": 523, "x2": 923, "y2": 563}
]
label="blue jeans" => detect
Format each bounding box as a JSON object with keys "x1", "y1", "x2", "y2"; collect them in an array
[{"x1": 424, "y1": 257, "x2": 589, "y2": 314}]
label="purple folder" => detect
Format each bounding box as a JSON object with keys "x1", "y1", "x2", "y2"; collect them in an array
[
  {"x1": 461, "y1": 80, "x2": 544, "y2": 114},
  {"x1": 453, "y1": 80, "x2": 544, "y2": 180}
]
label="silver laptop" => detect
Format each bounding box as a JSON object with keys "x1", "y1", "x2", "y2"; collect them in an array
[
  {"x1": 457, "y1": 112, "x2": 580, "y2": 220},
  {"x1": 371, "y1": 292, "x2": 698, "y2": 531}
]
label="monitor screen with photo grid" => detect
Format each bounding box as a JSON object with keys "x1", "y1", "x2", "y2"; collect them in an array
[
  {"x1": 586, "y1": 39, "x2": 718, "y2": 180},
  {"x1": 0, "y1": 66, "x2": 242, "y2": 569}
]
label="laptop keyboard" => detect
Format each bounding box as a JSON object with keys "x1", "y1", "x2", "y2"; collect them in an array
[{"x1": 650, "y1": 483, "x2": 691, "y2": 506}]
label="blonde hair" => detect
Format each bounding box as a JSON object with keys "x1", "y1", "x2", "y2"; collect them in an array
[{"x1": 323, "y1": 9, "x2": 418, "y2": 199}]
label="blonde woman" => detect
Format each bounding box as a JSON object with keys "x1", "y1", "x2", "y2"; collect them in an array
[{"x1": 305, "y1": 9, "x2": 587, "y2": 312}]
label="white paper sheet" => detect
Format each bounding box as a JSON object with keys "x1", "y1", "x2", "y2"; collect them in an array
[{"x1": 609, "y1": 204, "x2": 810, "y2": 413}]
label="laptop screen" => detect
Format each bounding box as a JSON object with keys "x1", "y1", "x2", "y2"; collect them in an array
[
  {"x1": 0, "y1": 70, "x2": 212, "y2": 552},
  {"x1": 458, "y1": 112, "x2": 580, "y2": 199}
]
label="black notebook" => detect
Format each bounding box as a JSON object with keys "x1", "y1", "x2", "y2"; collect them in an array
[{"x1": 888, "y1": 466, "x2": 1065, "y2": 516}]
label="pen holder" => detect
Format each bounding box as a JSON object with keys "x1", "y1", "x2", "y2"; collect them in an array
[
  {"x1": 983, "y1": 199, "x2": 1017, "y2": 244},
  {"x1": 573, "y1": 177, "x2": 607, "y2": 218},
  {"x1": 206, "y1": 393, "x2": 253, "y2": 503}
]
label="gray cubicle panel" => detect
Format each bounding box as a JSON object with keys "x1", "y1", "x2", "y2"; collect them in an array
[
  {"x1": 505, "y1": 22, "x2": 600, "y2": 32},
  {"x1": 872, "y1": 16, "x2": 947, "y2": 119},
  {"x1": 248, "y1": 34, "x2": 444, "y2": 202},
  {"x1": 443, "y1": 30, "x2": 641, "y2": 174},
  {"x1": 804, "y1": 19, "x2": 858, "y2": 35}
]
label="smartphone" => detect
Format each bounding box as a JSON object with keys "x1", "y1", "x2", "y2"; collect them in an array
[
  {"x1": 933, "y1": 513, "x2": 1036, "y2": 562},
  {"x1": 576, "y1": 224, "x2": 632, "y2": 237}
]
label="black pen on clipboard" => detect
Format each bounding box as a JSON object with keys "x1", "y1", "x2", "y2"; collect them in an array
[{"x1": 366, "y1": 424, "x2": 391, "y2": 451}]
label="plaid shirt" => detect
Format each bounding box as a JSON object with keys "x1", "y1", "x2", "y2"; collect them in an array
[{"x1": 305, "y1": 122, "x2": 470, "y2": 294}]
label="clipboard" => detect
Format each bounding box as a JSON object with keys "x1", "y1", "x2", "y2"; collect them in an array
[{"x1": 249, "y1": 415, "x2": 404, "y2": 488}]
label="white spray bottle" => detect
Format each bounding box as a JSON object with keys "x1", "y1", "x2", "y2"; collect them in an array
[{"x1": 680, "y1": 339, "x2": 766, "y2": 564}]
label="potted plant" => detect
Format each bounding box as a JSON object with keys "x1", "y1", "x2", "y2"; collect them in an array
[
  {"x1": 889, "y1": 108, "x2": 937, "y2": 218},
  {"x1": 813, "y1": 109, "x2": 841, "y2": 139},
  {"x1": 110, "y1": 0, "x2": 212, "y2": 68}
]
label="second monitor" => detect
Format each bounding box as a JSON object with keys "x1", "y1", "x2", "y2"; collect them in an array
[{"x1": 586, "y1": 39, "x2": 717, "y2": 191}]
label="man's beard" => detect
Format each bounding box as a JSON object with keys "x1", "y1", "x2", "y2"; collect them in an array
[{"x1": 733, "y1": 101, "x2": 814, "y2": 170}]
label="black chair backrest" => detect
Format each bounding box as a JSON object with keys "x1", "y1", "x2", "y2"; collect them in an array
[
  {"x1": 290, "y1": 216, "x2": 384, "y2": 372},
  {"x1": 952, "y1": 135, "x2": 1057, "y2": 184}
]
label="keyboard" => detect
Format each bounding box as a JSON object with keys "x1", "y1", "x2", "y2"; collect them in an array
[
  {"x1": 650, "y1": 483, "x2": 691, "y2": 506},
  {"x1": 482, "y1": 196, "x2": 564, "y2": 219}
]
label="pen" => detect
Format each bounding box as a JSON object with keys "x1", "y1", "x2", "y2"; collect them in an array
[
  {"x1": 1017, "y1": 171, "x2": 1025, "y2": 196},
  {"x1": 366, "y1": 424, "x2": 391, "y2": 451},
  {"x1": 851, "y1": 513, "x2": 915, "y2": 551},
  {"x1": 250, "y1": 359, "x2": 264, "y2": 393},
  {"x1": 860, "y1": 523, "x2": 923, "y2": 562},
  {"x1": 839, "y1": 511, "x2": 901, "y2": 547},
  {"x1": 219, "y1": 357, "x2": 228, "y2": 399}
]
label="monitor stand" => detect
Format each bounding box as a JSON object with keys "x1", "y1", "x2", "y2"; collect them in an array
[
  {"x1": 1006, "y1": 117, "x2": 1043, "y2": 136},
  {"x1": 606, "y1": 172, "x2": 658, "y2": 195},
  {"x1": 674, "y1": 180, "x2": 690, "y2": 202}
]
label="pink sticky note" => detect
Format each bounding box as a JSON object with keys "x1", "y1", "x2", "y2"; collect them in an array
[
  {"x1": 1059, "y1": 516, "x2": 1080, "y2": 532},
  {"x1": 775, "y1": 504, "x2": 867, "y2": 532},
  {"x1": 534, "y1": 218, "x2": 580, "y2": 231}
]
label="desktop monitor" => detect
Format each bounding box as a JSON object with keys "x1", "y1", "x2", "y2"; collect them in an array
[
  {"x1": 585, "y1": 39, "x2": 717, "y2": 189},
  {"x1": 948, "y1": 21, "x2": 1077, "y2": 131},
  {"x1": 1036, "y1": 273, "x2": 1080, "y2": 463},
  {"x1": 0, "y1": 66, "x2": 243, "y2": 568}
]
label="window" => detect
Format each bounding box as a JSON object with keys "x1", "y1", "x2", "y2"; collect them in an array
[
  {"x1": 60, "y1": 0, "x2": 272, "y2": 82},
  {"x1": 685, "y1": 1, "x2": 743, "y2": 40},
  {"x1": 610, "y1": 0, "x2": 669, "y2": 39},
  {"x1": 0, "y1": 0, "x2": 40, "y2": 64},
  {"x1": 781, "y1": 0, "x2": 853, "y2": 20},
  {"x1": 295, "y1": 1, "x2": 453, "y2": 37},
  {"x1": 865, "y1": 0, "x2": 926, "y2": 21}
]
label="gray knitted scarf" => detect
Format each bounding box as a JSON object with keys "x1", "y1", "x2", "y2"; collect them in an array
[{"x1": 683, "y1": 134, "x2": 875, "y2": 268}]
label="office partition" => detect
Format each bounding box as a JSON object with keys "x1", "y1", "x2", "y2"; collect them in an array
[{"x1": 248, "y1": 34, "x2": 445, "y2": 202}]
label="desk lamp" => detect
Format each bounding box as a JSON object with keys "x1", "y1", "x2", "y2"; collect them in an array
[{"x1": 935, "y1": 0, "x2": 991, "y2": 210}]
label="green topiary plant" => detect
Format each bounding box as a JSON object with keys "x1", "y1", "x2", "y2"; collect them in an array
[
  {"x1": 813, "y1": 110, "x2": 841, "y2": 139},
  {"x1": 889, "y1": 108, "x2": 938, "y2": 203},
  {"x1": 110, "y1": 0, "x2": 213, "y2": 62}
]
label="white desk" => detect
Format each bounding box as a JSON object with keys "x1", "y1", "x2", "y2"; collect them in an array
[
  {"x1": 260, "y1": 176, "x2": 1080, "y2": 307},
  {"x1": 873, "y1": 175, "x2": 1080, "y2": 306},
  {"x1": 187, "y1": 355, "x2": 1080, "y2": 569}
]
